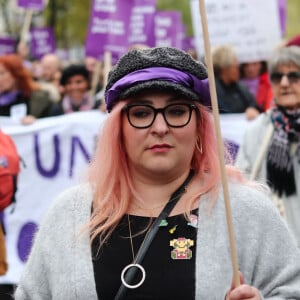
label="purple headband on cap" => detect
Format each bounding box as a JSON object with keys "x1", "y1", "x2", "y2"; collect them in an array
[{"x1": 105, "y1": 67, "x2": 210, "y2": 111}]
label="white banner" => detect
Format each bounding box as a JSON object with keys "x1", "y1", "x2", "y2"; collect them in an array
[
  {"x1": 190, "y1": 0, "x2": 282, "y2": 63},
  {"x1": 0, "y1": 111, "x2": 249, "y2": 283},
  {"x1": 0, "y1": 111, "x2": 107, "y2": 284}
]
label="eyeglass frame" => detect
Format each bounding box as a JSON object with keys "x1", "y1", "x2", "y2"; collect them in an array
[
  {"x1": 270, "y1": 71, "x2": 300, "y2": 84},
  {"x1": 122, "y1": 102, "x2": 197, "y2": 129}
]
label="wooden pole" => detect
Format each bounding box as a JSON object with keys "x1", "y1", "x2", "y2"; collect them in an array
[
  {"x1": 90, "y1": 60, "x2": 103, "y2": 99},
  {"x1": 20, "y1": 9, "x2": 33, "y2": 43},
  {"x1": 99, "y1": 51, "x2": 112, "y2": 112},
  {"x1": 198, "y1": 0, "x2": 240, "y2": 287},
  {"x1": 102, "y1": 51, "x2": 112, "y2": 88}
]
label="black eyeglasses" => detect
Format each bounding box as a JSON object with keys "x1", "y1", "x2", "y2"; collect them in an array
[
  {"x1": 122, "y1": 103, "x2": 196, "y2": 129},
  {"x1": 270, "y1": 71, "x2": 300, "y2": 84}
]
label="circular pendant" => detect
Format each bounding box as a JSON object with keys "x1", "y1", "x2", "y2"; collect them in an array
[{"x1": 121, "y1": 263, "x2": 146, "y2": 289}]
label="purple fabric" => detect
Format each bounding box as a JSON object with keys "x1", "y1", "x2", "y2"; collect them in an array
[
  {"x1": 278, "y1": 0, "x2": 287, "y2": 37},
  {"x1": 105, "y1": 67, "x2": 210, "y2": 110},
  {"x1": 0, "y1": 37, "x2": 17, "y2": 55},
  {"x1": 0, "y1": 91, "x2": 19, "y2": 106},
  {"x1": 17, "y1": 0, "x2": 45, "y2": 11},
  {"x1": 240, "y1": 78, "x2": 259, "y2": 97}
]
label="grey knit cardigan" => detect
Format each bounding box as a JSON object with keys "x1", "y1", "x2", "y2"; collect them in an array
[
  {"x1": 235, "y1": 111, "x2": 300, "y2": 248},
  {"x1": 15, "y1": 182, "x2": 300, "y2": 299}
]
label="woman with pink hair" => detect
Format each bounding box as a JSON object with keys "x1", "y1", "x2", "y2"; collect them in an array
[{"x1": 15, "y1": 47, "x2": 300, "y2": 299}]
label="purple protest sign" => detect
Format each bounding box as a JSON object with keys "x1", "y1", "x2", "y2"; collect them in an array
[
  {"x1": 30, "y1": 27, "x2": 56, "y2": 60},
  {"x1": 0, "y1": 37, "x2": 17, "y2": 55},
  {"x1": 182, "y1": 36, "x2": 195, "y2": 52},
  {"x1": 177, "y1": 22, "x2": 186, "y2": 50},
  {"x1": 18, "y1": 0, "x2": 45, "y2": 11},
  {"x1": 128, "y1": 0, "x2": 157, "y2": 48},
  {"x1": 154, "y1": 11, "x2": 183, "y2": 49},
  {"x1": 278, "y1": 0, "x2": 287, "y2": 37},
  {"x1": 85, "y1": 0, "x2": 133, "y2": 62}
]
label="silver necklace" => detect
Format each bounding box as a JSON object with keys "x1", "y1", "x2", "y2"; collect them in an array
[{"x1": 120, "y1": 215, "x2": 147, "y2": 289}]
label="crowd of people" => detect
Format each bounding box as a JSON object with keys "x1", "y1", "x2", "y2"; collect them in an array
[
  {"x1": 0, "y1": 38, "x2": 298, "y2": 122},
  {"x1": 0, "y1": 50, "x2": 105, "y2": 125},
  {"x1": 1, "y1": 34, "x2": 300, "y2": 299}
]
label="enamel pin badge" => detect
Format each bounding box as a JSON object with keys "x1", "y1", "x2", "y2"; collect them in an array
[{"x1": 170, "y1": 237, "x2": 194, "y2": 260}]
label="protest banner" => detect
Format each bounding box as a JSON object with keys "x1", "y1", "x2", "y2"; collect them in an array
[
  {"x1": 0, "y1": 111, "x2": 248, "y2": 284},
  {"x1": 0, "y1": 111, "x2": 107, "y2": 284},
  {"x1": 17, "y1": 0, "x2": 48, "y2": 51},
  {"x1": 128, "y1": 0, "x2": 157, "y2": 47},
  {"x1": 154, "y1": 11, "x2": 184, "y2": 48},
  {"x1": 85, "y1": 0, "x2": 133, "y2": 62},
  {"x1": 0, "y1": 37, "x2": 17, "y2": 55},
  {"x1": 182, "y1": 36, "x2": 195, "y2": 52},
  {"x1": 30, "y1": 27, "x2": 56, "y2": 59},
  {"x1": 190, "y1": 0, "x2": 282, "y2": 62}
]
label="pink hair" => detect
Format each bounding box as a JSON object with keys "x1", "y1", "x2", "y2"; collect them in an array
[{"x1": 87, "y1": 102, "x2": 239, "y2": 244}]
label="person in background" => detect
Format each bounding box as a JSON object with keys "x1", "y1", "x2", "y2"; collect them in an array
[
  {"x1": 186, "y1": 48, "x2": 198, "y2": 61},
  {"x1": 0, "y1": 54, "x2": 53, "y2": 125},
  {"x1": 16, "y1": 41, "x2": 32, "y2": 71},
  {"x1": 51, "y1": 70, "x2": 64, "y2": 97},
  {"x1": 212, "y1": 45, "x2": 260, "y2": 120},
  {"x1": 236, "y1": 46, "x2": 300, "y2": 247},
  {"x1": 15, "y1": 47, "x2": 300, "y2": 299},
  {"x1": 240, "y1": 61, "x2": 274, "y2": 112},
  {"x1": 49, "y1": 64, "x2": 100, "y2": 115},
  {"x1": 38, "y1": 53, "x2": 62, "y2": 103},
  {"x1": 85, "y1": 56, "x2": 97, "y2": 71},
  {"x1": 85, "y1": 56, "x2": 106, "y2": 112},
  {"x1": 85, "y1": 56, "x2": 103, "y2": 94}
]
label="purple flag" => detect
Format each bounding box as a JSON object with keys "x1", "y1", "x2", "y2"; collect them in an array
[
  {"x1": 154, "y1": 11, "x2": 184, "y2": 49},
  {"x1": 17, "y1": 0, "x2": 45, "y2": 11},
  {"x1": 0, "y1": 37, "x2": 17, "y2": 55},
  {"x1": 278, "y1": 0, "x2": 287, "y2": 37},
  {"x1": 128, "y1": 0, "x2": 157, "y2": 48},
  {"x1": 30, "y1": 27, "x2": 56, "y2": 60},
  {"x1": 85, "y1": 0, "x2": 133, "y2": 62}
]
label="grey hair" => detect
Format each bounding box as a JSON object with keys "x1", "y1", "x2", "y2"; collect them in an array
[
  {"x1": 268, "y1": 46, "x2": 300, "y2": 74},
  {"x1": 211, "y1": 45, "x2": 238, "y2": 75}
]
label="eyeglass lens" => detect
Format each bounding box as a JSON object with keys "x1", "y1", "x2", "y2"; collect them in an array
[
  {"x1": 270, "y1": 71, "x2": 300, "y2": 84},
  {"x1": 126, "y1": 104, "x2": 194, "y2": 128}
]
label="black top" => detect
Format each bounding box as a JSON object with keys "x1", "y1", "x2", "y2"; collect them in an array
[
  {"x1": 92, "y1": 211, "x2": 198, "y2": 300},
  {"x1": 0, "y1": 90, "x2": 53, "y2": 118},
  {"x1": 0, "y1": 94, "x2": 29, "y2": 116},
  {"x1": 215, "y1": 77, "x2": 257, "y2": 113}
]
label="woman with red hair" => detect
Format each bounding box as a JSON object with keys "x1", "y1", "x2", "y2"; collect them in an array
[{"x1": 0, "y1": 54, "x2": 53, "y2": 124}]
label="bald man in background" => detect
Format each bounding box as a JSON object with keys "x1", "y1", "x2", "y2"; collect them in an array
[{"x1": 38, "y1": 53, "x2": 63, "y2": 103}]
